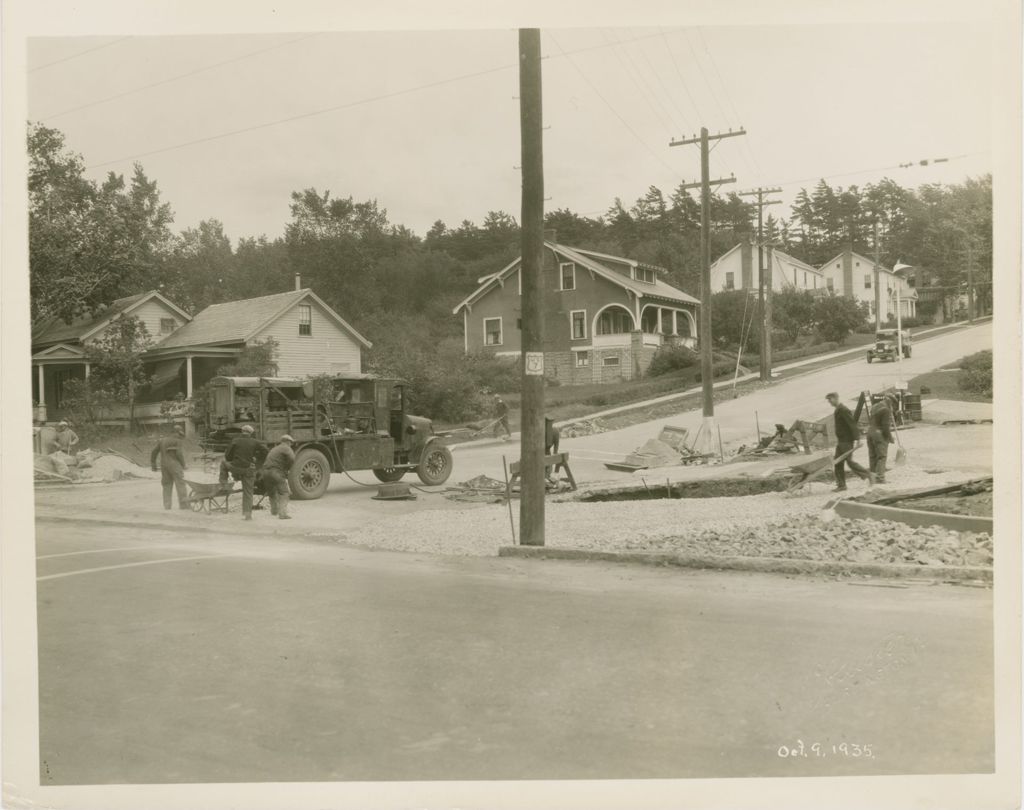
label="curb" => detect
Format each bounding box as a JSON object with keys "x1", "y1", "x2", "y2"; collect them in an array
[
  {"x1": 498, "y1": 545, "x2": 992, "y2": 581},
  {"x1": 833, "y1": 500, "x2": 993, "y2": 534}
]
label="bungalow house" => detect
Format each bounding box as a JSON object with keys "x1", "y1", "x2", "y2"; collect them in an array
[
  {"x1": 819, "y1": 249, "x2": 917, "y2": 322},
  {"x1": 452, "y1": 241, "x2": 699, "y2": 384},
  {"x1": 31, "y1": 290, "x2": 191, "y2": 423},
  {"x1": 31, "y1": 284, "x2": 370, "y2": 433},
  {"x1": 709, "y1": 239, "x2": 825, "y2": 294}
]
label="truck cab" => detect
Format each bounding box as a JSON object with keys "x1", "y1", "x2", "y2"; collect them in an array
[{"x1": 867, "y1": 329, "x2": 912, "y2": 363}]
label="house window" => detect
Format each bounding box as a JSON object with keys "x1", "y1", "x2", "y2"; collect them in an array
[
  {"x1": 793, "y1": 269, "x2": 797, "y2": 285},
  {"x1": 634, "y1": 267, "x2": 655, "y2": 283},
  {"x1": 570, "y1": 310, "x2": 587, "y2": 340},
  {"x1": 864, "y1": 274, "x2": 872, "y2": 289},
  {"x1": 575, "y1": 351, "x2": 590, "y2": 368},
  {"x1": 560, "y1": 262, "x2": 576, "y2": 291},
  {"x1": 160, "y1": 318, "x2": 176, "y2": 334},
  {"x1": 827, "y1": 277, "x2": 834, "y2": 290},
  {"x1": 603, "y1": 356, "x2": 620, "y2": 366},
  {"x1": 484, "y1": 317, "x2": 503, "y2": 346},
  {"x1": 803, "y1": 272, "x2": 807, "y2": 286},
  {"x1": 813, "y1": 276, "x2": 817, "y2": 288},
  {"x1": 597, "y1": 307, "x2": 632, "y2": 335},
  {"x1": 298, "y1": 304, "x2": 312, "y2": 336},
  {"x1": 516, "y1": 318, "x2": 522, "y2": 330},
  {"x1": 725, "y1": 272, "x2": 735, "y2": 290}
]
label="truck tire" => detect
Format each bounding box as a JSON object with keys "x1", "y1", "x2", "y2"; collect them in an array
[
  {"x1": 289, "y1": 448, "x2": 331, "y2": 500},
  {"x1": 904, "y1": 346, "x2": 912, "y2": 358},
  {"x1": 866, "y1": 353, "x2": 873, "y2": 363},
  {"x1": 417, "y1": 444, "x2": 453, "y2": 486},
  {"x1": 373, "y1": 467, "x2": 406, "y2": 483}
]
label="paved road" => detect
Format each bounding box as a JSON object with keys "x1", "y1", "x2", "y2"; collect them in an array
[{"x1": 36, "y1": 521, "x2": 993, "y2": 783}]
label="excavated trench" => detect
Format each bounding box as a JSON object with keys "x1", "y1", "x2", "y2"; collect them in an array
[{"x1": 580, "y1": 475, "x2": 795, "y2": 502}]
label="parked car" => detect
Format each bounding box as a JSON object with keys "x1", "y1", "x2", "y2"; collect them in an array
[{"x1": 866, "y1": 329, "x2": 912, "y2": 363}]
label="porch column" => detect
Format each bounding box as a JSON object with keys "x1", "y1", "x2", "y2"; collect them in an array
[
  {"x1": 671, "y1": 310, "x2": 679, "y2": 336},
  {"x1": 37, "y1": 364, "x2": 45, "y2": 408},
  {"x1": 656, "y1": 308, "x2": 663, "y2": 334},
  {"x1": 186, "y1": 356, "x2": 194, "y2": 398},
  {"x1": 84, "y1": 362, "x2": 90, "y2": 379}
]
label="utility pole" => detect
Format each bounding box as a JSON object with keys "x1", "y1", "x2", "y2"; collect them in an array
[
  {"x1": 670, "y1": 127, "x2": 745, "y2": 454},
  {"x1": 965, "y1": 238, "x2": 976, "y2": 323},
  {"x1": 873, "y1": 222, "x2": 882, "y2": 331},
  {"x1": 739, "y1": 186, "x2": 781, "y2": 381},
  {"x1": 517, "y1": 28, "x2": 545, "y2": 546}
]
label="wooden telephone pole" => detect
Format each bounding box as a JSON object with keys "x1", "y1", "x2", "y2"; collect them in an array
[
  {"x1": 517, "y1": 28, "x2": 545, "y2": 546},
  {"x1": 738, "y1": 187, "x2": 781, "y2": 381},
  {"x1": 873, "y1": 222, "x2": 882, "y2": 331},
  {"x1": 670, "y1": 127, "x2": 745, "y2": 453}
]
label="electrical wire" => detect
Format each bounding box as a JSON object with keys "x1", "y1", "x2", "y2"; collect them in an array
[
  {"x1": 658, "y1": 28, "x2": 704, "y2": 129},
  {"x1": 29, "y1": 37, "x2": 131, "y2": 73},
  {"x1": 82, "y1": 30, "x2": 681, "y2": 171},
  {"x1": 630, "y1": 29, "x2": 694, "y2": 134},
  {"x1": 603, "y1": 29, "x2": 678, "y2": 135},
  {"x1": 42, "y1": 34, "x2": 320, "y2": 121}
]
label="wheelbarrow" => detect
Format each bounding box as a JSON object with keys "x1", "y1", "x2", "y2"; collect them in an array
[
  {"x1": 783, "y1": 448, "x2": 854, "y2": 494},
  {"x1": 185, "y1": 479, "x2": 238, "y2": 513}
]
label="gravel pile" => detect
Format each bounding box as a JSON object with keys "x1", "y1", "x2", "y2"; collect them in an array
[{"x1": 335, "y1": 467, "x2": 991, "y2": 568}]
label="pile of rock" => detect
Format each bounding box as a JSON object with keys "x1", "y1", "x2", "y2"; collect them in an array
[{"x1": 560, "y1": 419, "x2": 607, "y2": 438}]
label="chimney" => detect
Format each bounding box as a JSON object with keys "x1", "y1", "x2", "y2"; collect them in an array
[
  {"x1": 543, "y1": 228, "x2": 557, "y2": 244},
  {"x1": 294, "y1": 273, "x2": 301, "y2": 291}
]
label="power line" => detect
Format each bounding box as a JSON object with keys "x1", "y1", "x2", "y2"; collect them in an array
[
  {"x1": 602, "y1": 29, "x2": 677, "y2": 134},
  {"x1": 82, "y1": 31, "x2": 678, "y2": 171},
  {"x1": 29, "y1": 36, "x2": 131, "y2": 73},
  {"x1": 43, "y1": 34, "x2": 319, "y2": 121},
  {"x1": 549, "y1": 33, "x2": 685, "y2": 180},
  {"x1": 657, "y1": 29, "x2": 704, "y2": 125},
  {"x1": 629, "y1": 28, "x2": 693, "y2": 134}
]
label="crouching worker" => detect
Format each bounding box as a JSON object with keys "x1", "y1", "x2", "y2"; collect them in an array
[
  {"x1": 262, "y1": 434, "x2": 296, "y2": 520},
  {"x1": 151, "y1": 425, "x2": 188, "y2": 510},
  {"x1": 220, "y1": 423, "x2": 266, "y2": 520}
]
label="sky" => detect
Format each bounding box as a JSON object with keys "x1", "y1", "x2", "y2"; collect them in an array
[{"x1": 23, "y1": 17, "x2": 997, "y2": 245}]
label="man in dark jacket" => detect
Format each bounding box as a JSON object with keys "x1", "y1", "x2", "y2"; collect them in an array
[
  {"x1": 544, "y1": 417, "x2": 561, "y2": 481},
  {"x1": 826, "y1": 392, "x2": 872, "y2": 492},
  {"x1": 493, "y1": 395, "x2": 511, "y2": 440},
  {"x1": 151, "y1": 426, "x2": 188, "y2": 509},
  {"x1": 262, "y1": 434, "x2": 296, "y2": 519},
  {"x1": 220, "y1": 423, "x2": 266, "y2": 520},
  {"x1": 866, "y1": 395, "x2": 895, "y2": 484}
]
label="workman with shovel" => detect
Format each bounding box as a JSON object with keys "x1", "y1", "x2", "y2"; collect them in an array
[
  {"x1": 262, "y1": 434, "x2": 296, "y2": 520},
  {"x1": 151, "y1": 425, "x2": 188, "y2": 510},
  {"x1": 825, "y1": 391, "x2": 873, "y2": 492}
]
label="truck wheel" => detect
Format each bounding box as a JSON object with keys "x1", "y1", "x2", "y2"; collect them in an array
[
  {"x1": 417, "y1": 444, "x2": 453, "y2": 486},
  {"x1": 289, "y1": 448, "x2": 331, "y2": 500},
  {"x1": 866, "y1": 353, "x2": 873, "y2": 363},
  {"x1": 904, "y1": 347, "x2": 912, "y2": 358},
  {"x1": 373, "y1": 467, "x2": 406, "y2": 483}
]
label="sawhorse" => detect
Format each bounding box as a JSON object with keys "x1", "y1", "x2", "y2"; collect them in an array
[{"x1": 506, "y1": 452, "x2": 577, "y2": 499}]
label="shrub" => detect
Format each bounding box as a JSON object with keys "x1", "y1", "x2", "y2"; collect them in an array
[
  {"x1": 694, "y1": 360, "x2": 735, "y2": 383},
  {"x1": 812, "y1": 293, "x2": 870, "y2": 344},
  {"x1": 959, "y1": 350, "x2": 992, "y2": 397},
  {"x1": 881, "y1": 316, "x2": 923, "y2": 329},
  {"x1": 647, "y1": 343, "x2": 699, "y2": 377}
]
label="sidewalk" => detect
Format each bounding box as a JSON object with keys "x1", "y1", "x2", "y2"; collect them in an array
[{"x1": 452, "y1": 318, "x2": 989, "y2": 451}]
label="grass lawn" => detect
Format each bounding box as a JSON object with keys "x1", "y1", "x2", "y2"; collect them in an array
[{"x1": 907, "y1": 368, "x2": 992, "y2": 403}]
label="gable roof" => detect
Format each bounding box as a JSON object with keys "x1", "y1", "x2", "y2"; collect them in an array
[
  {"x1": 153, "y1": 288, "x2": 371, "y2": 350},
  {"x1": 452, "y1": 242, "x2": 698, "y2": 314},
  {"x1": 771, "y1": 249, "x2": 823, "y2": 275},
  {"x1": 32, "y1": 290, "x2": 190, "y2": 346},
  {"x1": 819, "y1": 250, "x2": 918, "y2": 297}
]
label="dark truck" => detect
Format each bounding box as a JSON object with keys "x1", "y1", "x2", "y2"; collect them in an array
[
  {"x1": 866, "y1": 329, "x2": 912, "y2": 363},
  {"x1": 202, "y1": 374, "x2": 454, "y2": 499}
]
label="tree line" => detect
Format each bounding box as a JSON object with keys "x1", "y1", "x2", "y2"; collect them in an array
[{"x1": 29, "y1": 122, "x2": 992, "y2": 418}]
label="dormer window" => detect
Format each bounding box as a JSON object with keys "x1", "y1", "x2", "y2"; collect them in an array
[{"x1": 634, "y1": 266, "x2": 656, "y2": 284}]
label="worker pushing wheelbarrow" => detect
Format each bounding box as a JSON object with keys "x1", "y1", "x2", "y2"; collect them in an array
[{"x1": 784, "y1": 448, "x2": 855, "y2": 494}]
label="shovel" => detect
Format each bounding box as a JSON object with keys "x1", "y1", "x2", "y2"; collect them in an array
[{"x1": 892, "y1": 416, "x2": 908, "y2": 466}]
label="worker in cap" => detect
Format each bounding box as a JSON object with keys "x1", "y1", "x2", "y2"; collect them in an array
[
  {"x1": 492, "y1": 395, "x2": 511, "y2": 440},
  {"x1": 544, "y1": 417, "x2": 561, "y2": 482},
  {"x1": 866, "y1": 394, "x2": 896, "y2": 485},
  {"x1": 825, "y1": 391, "x2": 872, "y2": 491},
  {"x1": 261, "y1": 434, "x2": 296, "y2": 520},
  {"x1": 54, "y1": 420, "x2": 80, "y2": 456},
  {"x1": 151, "y1": 426, "x2": 188, "y2": 509},
  {"x1": 220, "y1": 422, "x2": 265, "y2": 520}
]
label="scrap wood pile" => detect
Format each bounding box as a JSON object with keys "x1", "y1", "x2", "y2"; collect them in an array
[
  {"x1": 733, "y1": 417, "x2": 832, "y2": 460},
  {"x1": 604, "y1": 426, "x2": 713, "y2": 472},
  {"x1": 444, "y1": 474, "x2": 508, "y2": 503},
  {"x1": 559, "y1": 419, "x2": 607, "y2": 438},
  {"x1": 34, "y1": 448, "x2": 155, "y2": 484}
]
